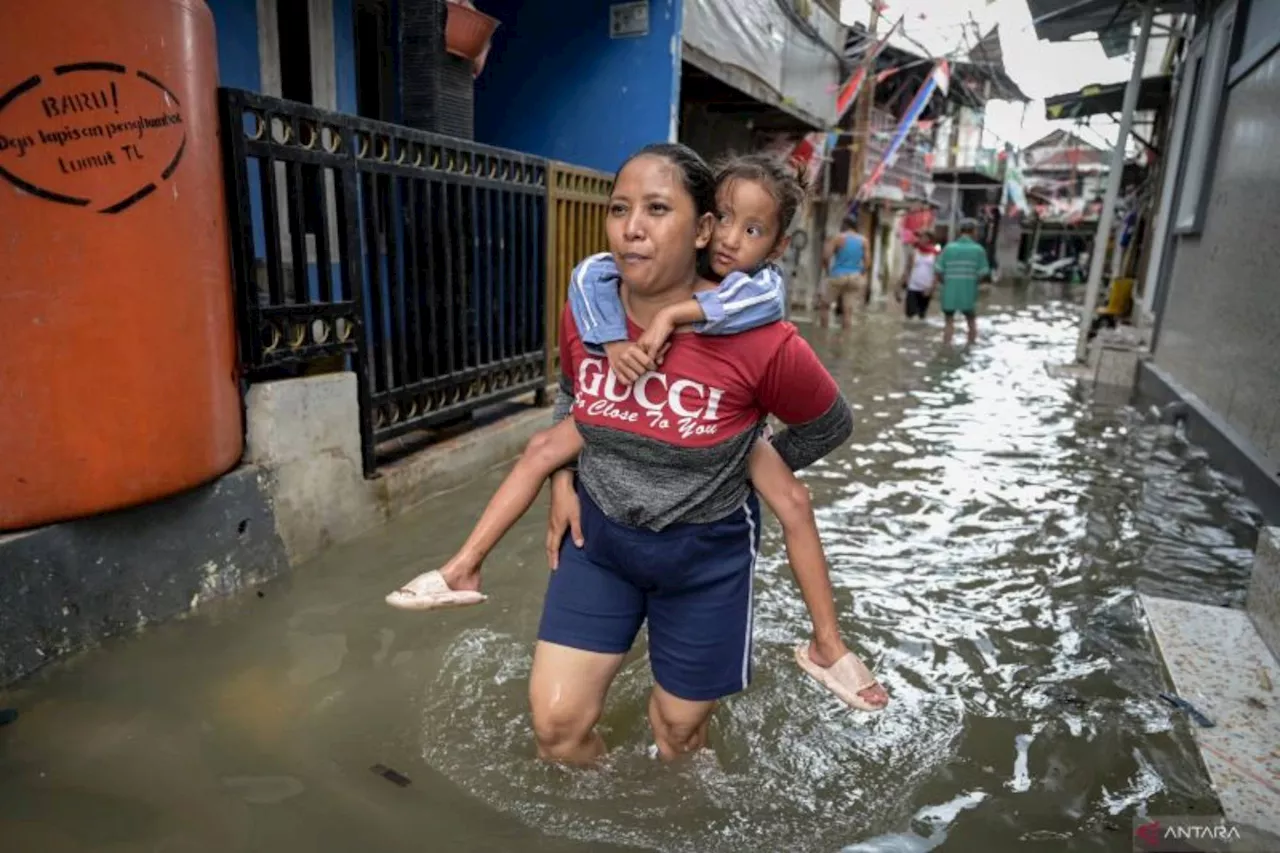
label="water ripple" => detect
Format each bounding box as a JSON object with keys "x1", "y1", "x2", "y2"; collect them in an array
[{"x1": 417, "y1": 292, "x2": 1259, "y2": 851}]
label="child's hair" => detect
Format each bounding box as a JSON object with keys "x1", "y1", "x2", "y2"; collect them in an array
[
  {"x1": 617, "y1": 143, "x2": 716, "y2": 217},
  {"x1": 714, "y1": 152, "x2": 807, "y2": 241}
]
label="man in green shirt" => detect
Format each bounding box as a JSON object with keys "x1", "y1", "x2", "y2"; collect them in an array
[{"x1": 935, "y1": 219, "x2": 991, "y2": 347}]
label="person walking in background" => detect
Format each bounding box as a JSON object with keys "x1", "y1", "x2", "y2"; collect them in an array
[
  {"x1": 896, "y1": 227, "x2": 939, "y2": 320},
  {"x1": 935, "y1": 219, "x2": 990, "y2": 347},
  {"x1": 820, "y1": 215, "x2": 867, "y2": 330}
]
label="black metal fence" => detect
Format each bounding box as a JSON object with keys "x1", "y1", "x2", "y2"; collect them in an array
[{"x1": 219, "y1": 88, "x2": 548, "y2": 474}]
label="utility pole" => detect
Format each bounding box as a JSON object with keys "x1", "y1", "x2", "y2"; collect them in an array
[
  {"x1": 1075, "y1": 0, "x2": 1155, "y2": 362},
  {"x1": 846, "y1": 0, "x2": 881, "y2": 300},
  {"x1": 946, "y1": 106, "x2": 960, "y2": 241},
  {"x1": 848, "y1": 1, "x2": 881, "y2": 207}
]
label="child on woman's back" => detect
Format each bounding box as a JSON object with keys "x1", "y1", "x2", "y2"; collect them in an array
[{"x1": 387, "y1": 153, "x2": 887, "y2": 711}]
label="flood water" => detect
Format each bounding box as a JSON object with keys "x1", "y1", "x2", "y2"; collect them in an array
[{"x1": 0, "y1": 288, "x2": 1263, "y2": 853}]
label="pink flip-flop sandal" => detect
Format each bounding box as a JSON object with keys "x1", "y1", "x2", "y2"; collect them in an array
[
  {"x1": 385, "y1": 570, "x2": 486, "y2": 611},
  {"x1": 795, "y1": 643, "x2": 888, "y2": 712}
]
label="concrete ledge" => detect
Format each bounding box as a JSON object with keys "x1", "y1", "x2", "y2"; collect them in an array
[
  {"x1": 1249, "y1": 528, "x2": 1280, "y2": 662},
  {"x1": 1046, "y1": 327, "x2": 1150, "y2": 408},
  {"x1": 1136, "y1": 362, "x2": 1280, "y2": 526},
  {"x1": 245, "y1": 373, "x2": 364, "y2": 466},
  {"x1": 2, "y1": 378, "x2": 552, "y2": 687},
  {"x1": 0, "y1": 466, "x2": 289, "y2": 686},
  {"x1": 1094, "y1": 344, "x2": 1145, "y2": 391},
  {"x1": 244, "y1": 373, "x2": 552, "y2": 565},
  {"x1": 1045, "y1": 357, "x2": 1137, "y2": 407},
  {"x1": 1141, "y1": 595, "x2": 1280, "y2": 840},
  {"x1": 246, "y1": 374, "x2": 384, "y2": 565}
]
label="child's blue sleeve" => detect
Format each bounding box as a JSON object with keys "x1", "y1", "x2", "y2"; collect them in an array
[
  {"x1": 566, "y1": 253, "x2": 626, "y2": 354},
  {"x1": 692, "y1": 264, "x2": 785, "y2": 335}
]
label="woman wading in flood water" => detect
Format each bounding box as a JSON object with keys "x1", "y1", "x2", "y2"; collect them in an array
[
  {"x1": 529, "y1": 145, "x2": 864, "y2": 762},
  {"x1": 389, "y1": 143, "x2": 884, "y2": 760}
]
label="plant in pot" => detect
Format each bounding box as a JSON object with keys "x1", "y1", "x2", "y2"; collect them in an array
[{"x1": 445, "y1": 0, "x2": 500, "y2": 77}]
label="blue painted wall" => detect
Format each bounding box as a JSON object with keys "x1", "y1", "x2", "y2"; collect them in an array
[
  {"x1": 473, "y1": 0, "x2": 682, "y2": 173},
  {"x1": 333, "y1": 0, "x2": 360, "y2": 115},
  {"x1": 207, "y1": 0, "x2": 262, "y2": 91},
  {"x1": 207, "y1": 0, "x2": 364, "y2": 281},
  {"x1": 207, "y1": 0, "x2": 360, "y2": 104}
]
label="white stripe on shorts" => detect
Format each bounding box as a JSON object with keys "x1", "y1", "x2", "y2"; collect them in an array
[{"x1": 741, "y1": 496, "x2": 759, "y2": 690}]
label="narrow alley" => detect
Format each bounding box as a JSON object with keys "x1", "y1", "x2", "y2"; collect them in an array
[{"x1": 0, "y1": 290, "x2": 1261, "y2": 853}]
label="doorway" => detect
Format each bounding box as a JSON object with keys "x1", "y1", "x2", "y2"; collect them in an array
[{"x1": 355, "y1": 0, "x2": 397, "y2": 122}]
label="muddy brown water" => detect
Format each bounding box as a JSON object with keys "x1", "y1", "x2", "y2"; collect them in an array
[{"x1": 0, "y1": 288, "x2": 1261, "y2": 852}]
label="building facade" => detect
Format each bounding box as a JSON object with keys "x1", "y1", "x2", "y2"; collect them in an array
[
  {"x1": 1143, "y1": 0, "x2": 1280, "y2": 518},
  {"x1": 1025, "y1": 0, "x2": 1280, "y2": 518}
]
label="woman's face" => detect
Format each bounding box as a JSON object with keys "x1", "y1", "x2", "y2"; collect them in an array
[
  {"x1": 606, "y1": 155, "x2": 713, "y2": 295},
  {"x1": 710, "y1": 178, "x2": 784, "y2": 278}
]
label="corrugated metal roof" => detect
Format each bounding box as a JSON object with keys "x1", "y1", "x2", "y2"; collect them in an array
[
  {"x1": 843, "y1": 24, "x2": 1029, "y2": 108},
  {"x1": 1043, "y1": 75, "x2": 1173, "y2": 119},
  {"x1": 966, "y1": 26, "x2": 1031, "y2": 102},
  {"x1": 1025, "y1": 0, "x2": 1193, "y2": 42}
]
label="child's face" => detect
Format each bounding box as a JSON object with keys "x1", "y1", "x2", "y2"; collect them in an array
[{"x1": 709, "y1": 178, "x2": 787, "y2": 278}]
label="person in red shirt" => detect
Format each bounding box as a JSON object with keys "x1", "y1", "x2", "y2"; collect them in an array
[
  {"x1": 387, "y1": 151, "x2": 887, "y2": 726},
  {"x1": 527, "y1": 145, "x2": 859, "y2": 763}
]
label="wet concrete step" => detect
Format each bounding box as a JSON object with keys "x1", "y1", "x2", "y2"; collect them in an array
[
  {"x1": 1141, "y1": 593, "x2": 1280, "y2": 839},
  {"x1": 1248, "y1": 527, "x2": 1280, "y2": 661}
]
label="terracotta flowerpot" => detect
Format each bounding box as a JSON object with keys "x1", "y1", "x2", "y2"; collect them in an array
[{"x1": 445, "y1": 1, "x2": 499, "y2": 68}]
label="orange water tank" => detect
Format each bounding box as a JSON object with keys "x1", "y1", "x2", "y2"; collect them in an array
[{"x1": 0, "y1": 0, "x2": 241, "y2": 530}]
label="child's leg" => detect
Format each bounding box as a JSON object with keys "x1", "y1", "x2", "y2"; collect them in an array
[
  {"x1": 389, "y1": 419, "x2": 583, "y2": 603},
  {"x1": 747, "y1": 439, "x2": 888, "y2": 708},
  {"x1": 447, "y1": 418, "x2": 584, "y2": 577},
  {"x1": 748, "y1": 440, "x2": 842, "y2": 659}
]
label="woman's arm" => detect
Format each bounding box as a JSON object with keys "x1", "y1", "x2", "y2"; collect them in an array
[
  {"x1": 551, "y1": 370, "x2": 575, "y2": 427},
  {"x1": 755, "y1": 330, "x2": 853, "y2": 472},
  {"x1": 546, "y1": 306, "x2": 585, "y2": 565}
]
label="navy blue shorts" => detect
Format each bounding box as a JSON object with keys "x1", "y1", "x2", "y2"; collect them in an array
[{"x1": 537, "y1": 485, "x2": 761, "y2": 702}]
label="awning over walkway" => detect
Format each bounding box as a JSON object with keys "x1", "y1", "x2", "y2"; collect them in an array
[
  {"x1": 681, "y1": 46, "x2": 826, "y2": 132},
  {"x1": 1044, "y1": 75, "x2": 1172, "y2": 120},
  {"x1": 931, "y1": 168, "x2": 1005, "y2": 189},
  {"x1": 1026, "y1": 0, "x2": 1192, "y2": 42},
  {"x1": 681, "y1": 0, "x2": 844, "y2": 131}
]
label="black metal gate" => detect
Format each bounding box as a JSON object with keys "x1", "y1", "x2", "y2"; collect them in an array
[{"x1": 219, "y1": 88, "x2": 548, "y2": 474}]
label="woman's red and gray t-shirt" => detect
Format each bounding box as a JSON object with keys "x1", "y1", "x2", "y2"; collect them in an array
[{"x1": 554, "y1": 306, "x2": 852, "y2": 531}]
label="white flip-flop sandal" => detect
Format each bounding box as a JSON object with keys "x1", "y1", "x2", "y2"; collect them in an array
[
  {"x1": 385, "y1": 570, "x2": 486, "y2": 611},
  {"x1": 794, "y1": 643, "x2": 888, "y2": 712}
]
